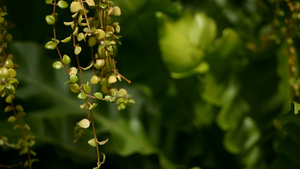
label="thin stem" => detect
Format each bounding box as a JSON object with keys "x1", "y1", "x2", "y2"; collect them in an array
[
  {"x1": 111, "y1": 69, "x2": 131, "y2": 83},
  {"x1": 72, "y1": 19, "x2": 84, "y2": 85},
  {"x1": 89, "y1": 110, "x2": 101, "y2": 165},
  {"x1": 79, "y1": 0, "x2": 92, "y2": 32},
  {"x1": 0, "y1": 163, "x2": 22, "y2": 168},
  {"x1": 52, "y1": 0, "x2": 69, "y2": 75}
]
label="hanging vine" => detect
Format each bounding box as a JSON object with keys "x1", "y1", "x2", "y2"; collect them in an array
[
  {"x1": 45, "y1": 0, "x2": 134, "y2": 168},
  {"x1": 0, "y1": 1, "x2": 37, "y2": 168}
]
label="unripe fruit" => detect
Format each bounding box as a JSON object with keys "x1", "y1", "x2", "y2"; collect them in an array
[
  {"x1": 8, "y1": 68, "x2": 16, "y2": 78},
  {"x1": 0, "y1": 67, "x2": 9, "y2": 78},
  {"x1": 4, "y1": 59, "x2": 14, "y2": 68}
]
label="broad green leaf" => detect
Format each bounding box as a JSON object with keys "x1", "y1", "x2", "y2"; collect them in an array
[
  {"x1": 216, "y1": 80, "x2": 248, "y2": 130},
  {"x1": 157, "y1": 11, "x2": 216, "y2": 73},
  {"x1": 272, "y1": 107, "x2": 300, "y2": 169},
  {"x1": 223, "y1": 117, "x2": 261, "y2": 154},
  {"x1": 207, "y1": 28, "x2": 240, "y2": 58}
]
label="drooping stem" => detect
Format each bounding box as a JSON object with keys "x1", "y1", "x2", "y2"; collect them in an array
[
  {"x1": 52, "y1": 0, "x2": 69, "y2": 75},
  {"x1": 89, "y1": 109, "x2": 101, "y2": 166}
]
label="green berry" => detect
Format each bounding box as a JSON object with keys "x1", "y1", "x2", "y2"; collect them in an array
[
  {"x1": 0, "y1": 67, "x2": 9, "y2": 78},
  {"x1": 4, "y1": 59, "x2": 14, "y2": 68}
]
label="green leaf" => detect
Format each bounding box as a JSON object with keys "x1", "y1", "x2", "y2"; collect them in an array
[
  {"x1": 86, "y1": 0, "x2": 95, "y2": 6},
  {"x1": 88, "y1": 138, "x2": 97, "y2": 147},
  {"x1": 52, "y1": 61, "x2": 63, "y2": 69},
  {"x1": 293, "y1": 102, "x2": 300, "y2": 115},
  {"x1": 7, "y1": 115, "x2": 16, "y2": 123},
  {"x1": 4, "y1": 106, "x2": 13, "y2": 112},
  {"x1": 118, "y1": 88, "x2": 127, "y2": 97},
  {"x1": 77, "y1": 92, "x2": 87, "y2": 99},
  {"x1": 93, "y1": 165, "x2": 100, "y2": 169},
  {"x1": 100, "y1": 3, "x2": 108, "y2": 9},
  {"x1": 61, "y1": 36, "x2": 71, "y2": 43},
  {"x1": 57, "y1": 0, "x2": 68, "y2": 9},
  {"x1": 80, "y1": 103, "x2": 89, "y2": 111},
  {"x1": 45, "y1": 0, "x2": 53, "y2": 4},
  {"x1": 83, "y1": 84, "x2": 91, "y2": 93},
  {"x1": 45, "y1": 15, "x2": 56, "y2": 25},
  {"x1": 63, "y1": 54, "x2": 71, "y2": 65},
  {"x1": 94, "y1": 92, "x2": 103, "y2": 99},
  {"x1": 70, "y1": 83, "x2": 80, "y2": 93},
  {"x1": 77, "y1": 32, "x2": 85, "y2": 41},
  {"x1": 98, "y1": 138, "x2": 109, "y2": 145},
  {"x1": 90, "y1": 75, "x2": 100, "y2": 84},
  {"x1": 88, "y1": 37, "x2": 97, "y2": 47},
  {"x1": 108, "y1": 6, "x2": 121, "y2": 16},
  {"x1": 19, "y1": 147, "x2": 29, "y2": 155},
  {"x1": 74, "y1": 46, "x2": 82, "y2": 55},
  {"x1": 0, "y1": 140, "x2": 4, "y2": 146},
  {"x1": 78, "y1": 118, "x2": 90, "y2": 128},
  {"x1": 70, "y1": 74, "x2": 78, "y2": 83},
  {"x1": 216, "y1": 82, "x2": 248, "y2": 130},
  {"x1": 95, "y1": 29, "x2": 106, "y2": 40},
  {"x1": 82, "y1": 62, "x2": 94, "y2": 70},
  {"x1": 70, "y1": 1, "x2": 82, "y2": 13},
  {"x1": 108, "y1": 75, "x2": 117, "y2": 84},
  {"x1": 223, "y1": 117, "x2": 261, "y2": 154},
  {"x1": 45, "y1": 41, "x2": 56, "y2": 50},
  {"x1": 89, "y1": 103, "x2": 98, "y2": 110},
  {"x1": 157, "y1": 11, "x2": 216, "y2": 73}
]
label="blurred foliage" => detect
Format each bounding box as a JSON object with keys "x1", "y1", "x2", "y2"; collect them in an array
[{"x1": 1, "y1": 0, "x2": 300, "y2": 169}]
